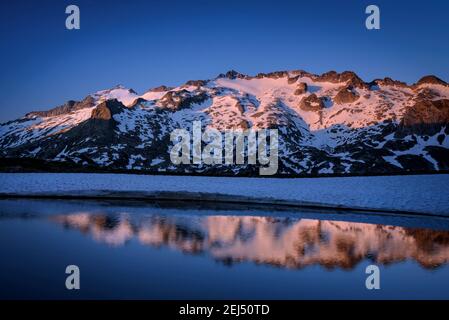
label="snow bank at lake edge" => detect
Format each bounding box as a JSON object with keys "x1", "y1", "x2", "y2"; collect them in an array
[{"x1": 0, "y1": 173, "x2": 448, "y2": 216}]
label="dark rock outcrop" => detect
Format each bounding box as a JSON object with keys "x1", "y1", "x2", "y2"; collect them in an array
[
  {"x1": 217, "y1": 70, "x2": 247, "y2": 80},
  {"x1": 294, "y1": 82, "x2": 308, "y2": 95},
  {"x1": 415, "y1": 88, "x2": 440, "y2": 101},
  {"x1": 159, "y1": 90, "x2": 209, "y2": 110},
  {"x1": 315, "y1": 71, "x2": 367, "y2": 88},
  {"x1": 129, "y1": 97, "x2": 148, "y2": 107},
  {"x1": 299, "y1": 94, "x2": 324, "y2": 111},
  {"x1": 333, "y1": 86, "x2": 360, "y2": 104},
  {"x1": 416, "y1": 75, "x2": 447, "y2": 87},
  {"x1": 148, "y1": 85, "x2": 173, "y2": 92},
  {"x1": 185, "y1": 80, "x2": 207, "y2": 87},
  {"x1": 373, "y1": 77, "x2": 408, "y2": 88},
  {"x1": 288, "y1": 75, "x2": 299, "y2": 84},
  {"x1": 256, "y1": 71, "x2": 289, "y2": 79},
  {"x1": 400, "y1": 99, "x2": 449, "y2": 135},
  {"x1": 91, "y1": 99, "x2": 125, "y2": 120}
]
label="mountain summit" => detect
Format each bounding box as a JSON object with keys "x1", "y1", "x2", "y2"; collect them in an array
[{"x1": 1, "y1": 69, "x2": 448, "y2": 175}]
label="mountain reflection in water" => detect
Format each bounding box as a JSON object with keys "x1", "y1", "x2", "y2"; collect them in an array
[{"x1": 51, "y1": 212, "x2": 449, "y2": 270}]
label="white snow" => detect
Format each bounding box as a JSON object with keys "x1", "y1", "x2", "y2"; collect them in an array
[
  {"x1": 126, "y1": 154, "x2": 147, "y2": 170},
  {"x1": 383, "y1": 156, "x2": 404, "y2": 169},
  {"x1": 150, "y1": 158, "x2": 165, "y2": 166},
  {"x1": 0, "y1": 107, "x2": 95, "y2": 148},
  {"x1": 93, "y1": 86, "x2": 138, "y2": 106},
  {"x1": 416, "y1": 83, "x2": 449, "y2": 98},
  {"x1": 113, "y1": 106, "x2": 154, "y2": 139},
  {"x1": 28, "y1": 147, "x2": 41, "y2": 156},
  {"x1": 0, "y1": 173, "x2": 448, "y2": 216},
  {"x1": 92, "y1": 153, "x2": 112, "y2": 166},
  {"x1": 140, "y1": 89, "x2": 169, "y2": 102},
  {"x1": 318, "y1": 163, "x2": 334, "y2": 174}
]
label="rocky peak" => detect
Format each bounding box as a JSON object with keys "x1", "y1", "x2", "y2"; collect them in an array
[
  {"x1": 314, "y1": 71, "x2": 367, "y2": 89},
  {"x1": 148, "y1": 85, "x2": 173, "y2": 92},
  {"x1": 289, "y1": 69, "x2": 313, "y2": 78},
  {"x1": 217, "y1": 70, "x2": 247, "y2": 80},
  {"x1": 415, "y1": 75, "x2": 447, "y2": 87},
  {"x1": 373, "y1": 77, "x2": 408, "y2": 88},
  {"x1": 184, "y1": 80, "x2": 207, "y2": 87},
  {"x1": 255, "y1": 71, "x2": 289, "y2": 79}
]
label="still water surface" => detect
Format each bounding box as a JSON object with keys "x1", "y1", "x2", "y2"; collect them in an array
[{"x1": 0, "y1": 199, "x2": 448, "y2": 299}]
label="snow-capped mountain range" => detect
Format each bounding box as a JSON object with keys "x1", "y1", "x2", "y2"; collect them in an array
[{"x1": 1, "y1": 69, "x2": 448, "y2": 176}]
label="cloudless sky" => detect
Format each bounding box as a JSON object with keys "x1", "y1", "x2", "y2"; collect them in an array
[{"x1": 1, "y1": 0, "x2": 448, "y2": 122}]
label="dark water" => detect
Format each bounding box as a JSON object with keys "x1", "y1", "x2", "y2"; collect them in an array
[{"x1": 0, "y1": 199, "x2": 448, "y2": 300}]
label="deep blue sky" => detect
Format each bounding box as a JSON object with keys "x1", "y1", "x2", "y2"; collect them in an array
[{"x1": 1, "y1": 0, "x2": 448, "y2": 122}]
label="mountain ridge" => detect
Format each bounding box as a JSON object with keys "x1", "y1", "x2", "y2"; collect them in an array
[{"x1": 1, "y1": 69, "x2": 448, "y2": 176}]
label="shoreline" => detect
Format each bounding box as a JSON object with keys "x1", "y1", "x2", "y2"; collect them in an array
[
  {"x1": 1, "y1": 190, "x2": 448, "y2": 219},
  {"x1": 1, "y1": 172, "x2": 448, "y2": 217}
]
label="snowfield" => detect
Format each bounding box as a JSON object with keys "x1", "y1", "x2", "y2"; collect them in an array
[{"x1": 0, "y1": 173, "x2": 448, "y2": 216}]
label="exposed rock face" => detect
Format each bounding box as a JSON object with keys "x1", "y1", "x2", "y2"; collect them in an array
[
  {"x1": 373, "y1": 77, "x2": 408, "y2": 88},
  {"x1": 149, "y1": 85, "x2": 173, "y2": 92},
  {"x1": 129, "y1": 97, "x2": 148, "y2": 107},
  {"x1": 415, "y1": 88, "x2": 441, "y2": 101},
  {"x1": 184, "y1": 80, "x2": 207, "y2": 87},
  {"x1": 416, "y1": 75, "x2": 447, "y2": 86},
  {"x1": 91, "y1": 99, "x2": 124, "y2": 120},
  {"x1": 288, "y1": 75, "x2": 299, "y2": 84},
  {"x1": 1, "y1": 69, "x2": 449, "y2": 176},
  {"x1": 299, "y1": 94, "x2": 324, "y2": 111},
  {"x1": 234, "y1": 101, "x2": 244, "y2": 113},
  {"x1": 91, "y1": 102, "x2": 112, "y2": 120},
  {"x1": 217, "y1": 70, "x2": 247, "y2": 80},
  {"x1": 333, "y1": 86, "x2": 360, "y2": 104},
  {"x1": 26, "y1": 96, "x2": 95, "y2": 118},
  {"x1": 294, "y1": 82, "x2": 308, "y2": 95},
  {"x1": 289, "y1": 70, "x2": 312, "y2": 78},
  {"x1": 315, "y1": 71, "x2": 367, "y2": 88},
  {"x1": 256, "y1": 71, "x2": 289, "y2": 79},
  {"x1": 159, "y1": 90, "x2": 208, "y2": 110},
  {"x1": 400, "y1": 99, "x2": 449, "y2": 135}
]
